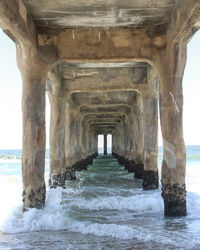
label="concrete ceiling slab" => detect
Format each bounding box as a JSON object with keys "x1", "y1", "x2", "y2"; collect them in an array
[
  {"x1": 60, "y1": 64, "x2": 148, "y2": 86},
  {"x1": 80, "y1": 105, "x2": 131, "y2": 114},
  {"x1": 70, "y1": 90, "x2": 137, "y2": 106},
  {"x1": 23, "y1": 0, "x2": 177, "y2": 28},
  {"x1": 61, "y1": 62, "x2": 148, "y2": 69}
]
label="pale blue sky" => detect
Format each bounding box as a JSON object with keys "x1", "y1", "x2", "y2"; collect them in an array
[{"x1": 0, "y1": 29, "x2": 200, "y2": 149}]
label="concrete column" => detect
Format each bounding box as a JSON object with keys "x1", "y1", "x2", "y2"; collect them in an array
[
  {"x1": 112, "y1": 132, "x2": 116, "y2": 154},
  {"x1": 85, "y1": 123, "x2": 91, "y2": 156},
  {"x1": 133, "y1": 99, "x2": 144, "y2": 165},
  {"x1": 88, "y1": 128, "x2": 93, "y2": 154},
  {"x1": 73, "y1": 113, "x2": 82, "y2": 161},
  {"x1": 94, "y1": 133, "x2": 98, "y2": 153},
  {"x1": 47, "y1": 71, "x2": 66, "y2": 188},
  {"x1": 17, "y1": 48, "x2": 48, "y2": 210},
  {"x1": 113, "y1": 130, "x2": 118, "y2": 155},
  {"x1": 81, "y1": 118, "x2": 87, "y2": 159},
  {"x1": 104, "y1": 134, "x2": 107, "y2": 155},
  {"x1": 119, "y1": 121, "x2": 125, "y2": 156},
  {"x1": 128, "y1": 109, "x2": 144, "y2": 178},
  {"x1": 91, "y1": 131, "x2": 97, "y2": 154},
  {"x1": 142, "y1": 67, "x2": 159, "y2": 190},
  {"x1": 123, "y1": 115, "x2": 129, "y2": 157},
  {"x1": 64, "y1": 103, "x2": 77, "y2": 180},
  {"x1": 157, "y1": 43, "x2": 187, "y2": 216}
]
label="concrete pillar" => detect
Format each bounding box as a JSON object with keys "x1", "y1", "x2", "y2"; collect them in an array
[
  {"x1": 142, "y1": 67, "x2": 159, "y2": 190},
  {"x1": 81, "y1": 118, "x2": 87, "y2": 159},
  {"x1": 17, "y1": 48, "x2": 48, "y2": 210},
  {"x1": 133, "y1": 100, "x2": 144, "y2": 165},
  {"x1": 104, "y1": 134, "x2": 107, "y2": 155},
  {"x1": 123, "y1": 115, "x2": 129, "y2": 157},
  {"x1": 112, "y1": 132, "x2": 116, "y2": 154},
  {"x1": 88, "y1": 128, "x2": 93, "y2": 154},
  {"x1": 94, "y1": 133, "x2": 98, "y2": 153},
  {"x1": 119, "y1": 121, "x2": 125, "y2": 156},
  {"x1": 64, "y1": 103, "x2": 77, "y2": 180},
  {"x1": 157, "y1": 43, "x2": 187, "y2": 216},
  {"x1": 130, "y1": 109, "x2": 144, "y2": 179},
  {"x1": 85, "y1": 123, "x2": 91, "y2": 156},
  {"x1": 91, "y1": 131, "x2": 98, "y2": 154},
  {"x1": 73, "y1": 113, "x2": 82, "y2": 161},
  {"x1": 113, "y1": 130, "x2": 118, "y2": 155},
  {"x1": 125, "y1": 102, "x2": 144, "y2": 177},
  {"x1": 47, "y1": 71, "x2": 66, "y2": 188},
  {"x1": 117, "y1": 127, "x2": 121, "y2": 156}
]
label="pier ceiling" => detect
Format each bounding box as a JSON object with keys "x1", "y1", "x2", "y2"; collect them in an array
[
  {"x1": 60, "y1": 62, "x2": 148, "y2": 86},
  {"x1": 79, "y1": 105, "x2": 131, "y2": 115},
  {"x1": 69, "y1": 91, "x2": 138, "y2": 107},
  {"x1": 47, "y1": 62, "x2": 150, "y2": 100},
  {"x1": 67, "y1": 90, "x2": 141, "y2": 136},
  {"x1": 82, "y1": 112, "x2": 129, "y2": 136},
  {"x1": 23, "y1": 0, "x2": 177, "y2": 28},
  {"x1": 47, "y1": 61, "x2": 145, "y2": 139},
  {"x1": 1, "y1": 0, "x2": 200, "y2": 216},
  {"x1": 61, "y1": 62, "x2": 148, "y2": 69}
]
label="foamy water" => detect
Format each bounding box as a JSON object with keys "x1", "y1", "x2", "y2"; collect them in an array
[{"x1": 0, "y1": 148, "x2": 200, "y2": 249}]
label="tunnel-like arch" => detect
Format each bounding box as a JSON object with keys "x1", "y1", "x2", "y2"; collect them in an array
[
  {"x1": 47, "y1": 67, "x2": 159, "y2": 192},
  {"x1": 1, "y1": 0, "x2": 198, "y2": 217}
]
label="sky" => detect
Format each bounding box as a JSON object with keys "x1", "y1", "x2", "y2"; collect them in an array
[{"x1": 0, "y1": 29, "x2": 200, "y2": 149}]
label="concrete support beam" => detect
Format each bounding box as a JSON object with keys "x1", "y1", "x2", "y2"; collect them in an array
[
  {"x1": 123, "y1": 116, "x2": 129, "y2": 157},
  {"x1": 47, "y1": 71, "x2": 66, "y2": 188},
  {"x1": 63, "y1": 105, "x2": 98, "y2": 180},
  {"x1": 64, "y1": 104, "x2": 77, "y2": 180},
  {"x1": 0, "y1": 0, "x2": 36, "y2": 45},
  {"x1": 81, "y1": 118, "x2": 88, "y2": 159},
  {"x1": 123, "y1": 97, "x2": 144, "y2": 177},
  {"x1": 2, "y1": 0, "x2": 196, "y2": 219},
  {"x1": 38, "y1": 26, "x2": 166, "y2": 63},
  {"x1": 104, "y1": 134, "x2": 107, "y2": 155},
  {"x1": 17, "y1": 46, "x2": 48, "y2": 210},
  {"x1": 109, "y1": 93, "x2": 144, "y2": 179},
  {"x1": 142, "y1": 67, "x2": 159, "y2": 190},
  {"x1": 112, "y1": 132, "x2": 116, "y2": 155},
  {"x1": 90, "y1": 131, "x2": 97, "y2": 154},
  {"x1": 132, "y1": 110, "x2": 144, "y2": 165},
  {"x1": 116, "y1": 121, "x2": 124, "y2": 157},
  {"x1": 168, "y1": 1, "x2": 200, "y2": 44},
  {"x1": 155, "y1": 42, "x2": 187, "y2": 216}
]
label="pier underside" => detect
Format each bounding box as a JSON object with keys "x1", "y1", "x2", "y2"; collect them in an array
[{"x1": 1, "y1": 0, "x2": 200, "y2": 216}]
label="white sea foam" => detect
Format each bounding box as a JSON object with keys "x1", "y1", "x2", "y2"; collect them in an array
[
  {"x1": 1, "y1": 187, "x2": 65, "y2": 233},
  {"x1": 0, "y1": 158, "x2": 200, "y2": 250},
  {"x1": 1, "y1": 179, "x2": 200, "y2": 239},
  {"x1": 69, "y1": 222, "x2": 139, "y2": 240},
  {"x1": 0, "y1": 184, "x2": 162, "y2": 234},
  {"x1": 0, "y1": 180, "x2": 22, "y2": 231},
  {"x1": 74, "y1": 193, "x2": 163, "y2": 212}
]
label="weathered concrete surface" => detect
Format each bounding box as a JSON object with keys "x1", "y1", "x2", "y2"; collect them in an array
[
  {"x1": 104, "y1": 135, "x2": 107, "y2": 155},
  {"x1": 155, "y1": 42, "x2": 187, "y2": 216},
  {"x1": 142, "y1": 170, "x2": 159, "y2": 190},
  {"x1": 1, "y1": 0, "x2": 200, "y2": 216},
  {"x1": 17, "y1": 45, "x2": 48, "y2": 210},
  {"x1": 142, "y1": 66, "x2": 159, "y2": 190},
  {"x1": 47, "y1": 69, "x2": 66, "y2": 188},
  {"x1": 23, "y1": 0, "x2": 177, "y2": 28}
]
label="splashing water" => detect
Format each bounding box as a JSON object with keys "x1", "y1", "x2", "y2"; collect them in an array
[{"x1": 0, "y1": 148, "x2": 200, "y2": 249}]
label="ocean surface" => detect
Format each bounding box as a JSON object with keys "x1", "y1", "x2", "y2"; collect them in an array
[{"x1": 0, "y1": 146, "x2": 200, "y2": 249}]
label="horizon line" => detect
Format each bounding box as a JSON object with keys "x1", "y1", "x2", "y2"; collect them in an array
[{"x1": 0, "y1": 145, "x2": 199, "y2": 150}]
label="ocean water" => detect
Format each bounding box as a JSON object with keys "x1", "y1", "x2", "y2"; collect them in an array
[{"x1": 0, "y1": 147, "x2": 200, "y2": 249}]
